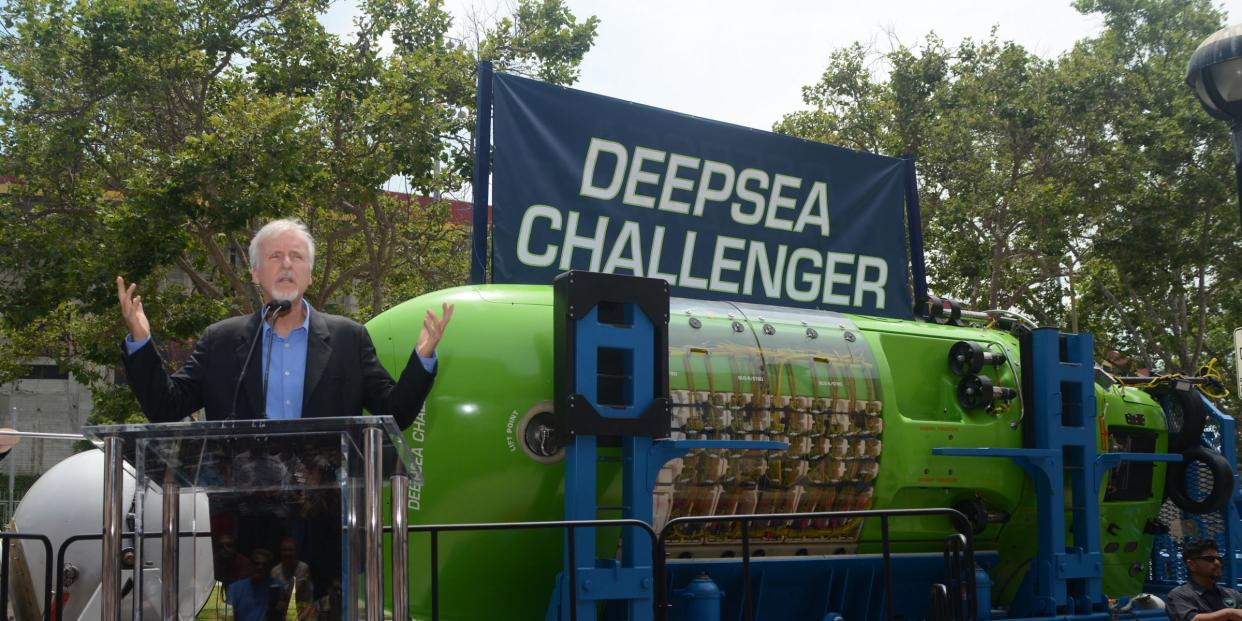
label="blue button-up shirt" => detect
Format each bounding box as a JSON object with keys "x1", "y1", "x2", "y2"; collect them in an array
[
  {"x1": 259, "y1": 300, "x2": 311, "y2": 419},
  {"x1": 125, "y1": 301, "x2": 437, "y2": 419}
]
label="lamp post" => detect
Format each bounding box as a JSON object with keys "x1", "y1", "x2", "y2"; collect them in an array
[
  {"x1": 1188, "y1": 24, "x2": 1242, "y2": 225},
  {"x1": 1190, "y1": 26, "x2": 1242, "y2": 422}
]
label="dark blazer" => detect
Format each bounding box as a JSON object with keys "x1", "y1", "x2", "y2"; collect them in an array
[{"x1": 121, "y1": 308, "x2": 433, "y2": 430}]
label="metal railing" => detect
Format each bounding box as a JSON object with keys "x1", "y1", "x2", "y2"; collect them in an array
[
  {"x1": 391, "y1": 518, "x2": 658, "y2": 621},
  {"x1": 936, "y1": 533, "x2": 971, "y2": 621},
  {"x1": 0, "y1": 532, "x2": 54, "y2": 621},
  {"x1": 397, "y1": 506, "x2": 977, "y2": 621},
  {"x1": 53, "y1": 530, "x2": 213, "y2": 621},
  {"x1": 653, "y1": 508, "x2": 977, "y2": 621}
]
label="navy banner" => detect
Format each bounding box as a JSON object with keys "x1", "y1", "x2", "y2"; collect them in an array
[{"x1": 491, "y1": 73, "x2": 911, "y2": 318}]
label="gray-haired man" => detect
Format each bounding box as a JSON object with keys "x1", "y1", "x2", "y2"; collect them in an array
[{"x1": 116, "y1": 218, "x2": 452, "y2": 428}]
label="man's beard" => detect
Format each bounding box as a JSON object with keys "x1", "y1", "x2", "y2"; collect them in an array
[{"x1": 270, "y1": 284, "x2": 299, "y2": 304}]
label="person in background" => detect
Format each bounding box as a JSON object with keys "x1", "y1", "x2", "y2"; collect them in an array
[
  {"x1": 298, "y1": 578, "x2": 343, "y2": 621},
  {"x1": 1166, "y1": 539, "x2": 1242, "y2": 621},
  {"x1": 212, "y1": 533, "x2": 253, "y2": 587},
  {"x1": 226, "y1": 549, "x2": 283, "y2": 621},
  {"x1": 271, "y1": 537, "x2": 313, "y2": 614}
]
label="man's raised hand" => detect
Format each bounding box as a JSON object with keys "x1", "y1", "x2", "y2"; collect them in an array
[
  {"x1": 115, "y1": 276, "x2": 150, "y2": 343},
  {"x1": 416, "y1": 303, "x2": 455, "y2": 359}
]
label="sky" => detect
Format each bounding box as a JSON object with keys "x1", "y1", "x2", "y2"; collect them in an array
[{"x1": 321, "y1": 0, "x2": 1242, "y2": 133}]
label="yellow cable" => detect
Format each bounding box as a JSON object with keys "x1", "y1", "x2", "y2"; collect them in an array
[{"x1": 1113, "y1": 360, "x2": 1230, "y2": 400}]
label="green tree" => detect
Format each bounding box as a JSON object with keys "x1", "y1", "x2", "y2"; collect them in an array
[
  {"x1": 776, "y1": 32, "x2": 1083, "y2": 324},
  {"x1": 1065, "y1": 0, "x2": 1236, "y2": 375},
  {"x1": 775, "y1": 0, "x2": 1235, "y2": 377},
  {"x1": 0, "y1": 0, "x2": 598, "y2": 423}
]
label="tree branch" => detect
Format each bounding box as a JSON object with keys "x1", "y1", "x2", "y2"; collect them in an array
[{"x1": 174, "y1": 254, "x2": 223, "y2": 299}]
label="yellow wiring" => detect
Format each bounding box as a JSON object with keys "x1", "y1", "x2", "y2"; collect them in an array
[
  {"x1": 1114, "y1": 357, "x2": 1230, "y2": 400},
  {"x1": 1199, "y1": 358, "x2": 1230, "y2": 399}
]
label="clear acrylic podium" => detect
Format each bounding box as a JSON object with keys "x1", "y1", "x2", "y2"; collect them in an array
[{"x1": 82, "y1": 416, "x2": 417, "y2": 621}]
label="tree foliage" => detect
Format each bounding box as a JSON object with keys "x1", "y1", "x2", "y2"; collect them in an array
[
  {"x1": 775, "y1": 0, "x2": 1236, "y2": 377},
  {"x1": 0, "y1": 0, "x2": 598, "y2": 422}
]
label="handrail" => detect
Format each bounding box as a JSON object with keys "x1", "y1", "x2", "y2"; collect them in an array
[
  {"x1": 394, "y1": 507, "x2": 977, "y2": 621},
  {"x1": 391, "y1": 518, "x2": 658, "y2": 621},
  {"x1": 929, "y1": 583, "x2": 950, "y2": 621},
  {"x1": 943, "y1": 533, "x2": 969, "y2": 620},
  {"x1": 655, "y1": 507, "x2": 977, "y2": 621},
  {"x1": 54, "y1": 530, "x2": 212, "y2": 621},
  {"x1": 0, "y1": 532, "x2": 54, "y2": 621}
]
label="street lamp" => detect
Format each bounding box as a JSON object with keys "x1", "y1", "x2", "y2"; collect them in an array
[{"x1": 1188, "y1": 24, "x2": 1242, "y2": 224}]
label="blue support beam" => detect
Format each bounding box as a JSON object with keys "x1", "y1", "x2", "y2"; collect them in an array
[
  {"x1": 1197, "y1": 395, "x2": 1242, "y2": 588},
  {"x1": 551, "y1": 272, "x2": 789, "y2": 621},
  {"x1": 935, "y1": 329, "x2": 1113, "y2": 618}
]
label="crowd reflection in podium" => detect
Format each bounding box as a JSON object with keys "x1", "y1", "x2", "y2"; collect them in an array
[{"x1": 206, "y1": 444, "x2": 346, "y2": 620}]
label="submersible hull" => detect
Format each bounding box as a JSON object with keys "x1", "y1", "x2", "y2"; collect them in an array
[{"x1": 367, "y1": 285, "x2": 1169, "y2": 620}]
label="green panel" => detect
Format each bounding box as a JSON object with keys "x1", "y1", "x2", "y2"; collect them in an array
[
  {"x1": 851, "y1": 318, "x2": 1027, "y2": 551},
  {"x1": 369, "y1": 286, "x2": 622, "y2": 621},
  {"x1": 1098, "y1": 385, "x2": 1168, "y2": 597}
]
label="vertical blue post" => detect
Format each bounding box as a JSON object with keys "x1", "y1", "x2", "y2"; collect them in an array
[
  {"x1": 563, "y1": 433, "x2": 599, "y2": 621},
  {"x1": 552, "y1": 273, "x2": 668, "y2": 621},
  {"x1": 622, "y1": 435, "x2": 655, "y2": 620},
  {"x1": 1017, "y1": 329, "x2": 1104, "y2": 616},
  {"x1": 902, "y1": 154, "x2": 928, "y2": 306},
  {"x1": 471, "y1": 61, "x2": 493, "y2": 285},
  {"x1": 1201, "y1": 395, "x2": 1242, "y2": 586}
]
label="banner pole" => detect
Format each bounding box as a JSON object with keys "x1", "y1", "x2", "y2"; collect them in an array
[
  {"x1": 471, "y1": 61, "x2": 494, "y2": 285},
  {"x1": 902, "y1": 154, "x2": 928, "y2": 308}
]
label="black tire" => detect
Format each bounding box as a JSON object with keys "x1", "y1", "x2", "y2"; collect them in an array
[
  {"x1": 1167, "y1": 445, "x2": 1235, "y2": 514},
  {"x1": 1151, "y1": 385, "x2": 1208, "y2": 453}
]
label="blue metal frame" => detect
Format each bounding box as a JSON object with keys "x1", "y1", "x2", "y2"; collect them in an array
[
  {"x1": 550, "y1": 301, "x2": 1225, "y2": 620},
  {"x1": 551, "y1": 282, "x2": 786, "y2": 621},
  {"x1": 557, "y1": 303, "x2": 659, "y2": 621},
  {"x1": 935, "y1": 329, "x2": 1176, "y2": 619},
  {"x1": 1200, "y1": 395, "x2": 1242, "y2": 588},
  {"x1": 1147, "y1": 393, "x2": 1242, "y2": 593},
  {"x1": 937, "y1": 330, "x2": 1103, "y2": 616}
]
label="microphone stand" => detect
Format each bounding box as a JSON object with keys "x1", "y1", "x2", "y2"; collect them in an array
[{"x1": 228, "y1": 301, "x2": 287, "y2": 420}]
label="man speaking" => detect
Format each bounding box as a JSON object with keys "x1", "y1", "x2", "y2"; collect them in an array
[
  {"x1": 116, "y1": 218, "x2": 452, "y2": 427},
  {"x1": 115, "y1": 218, "x2": 452, "y2": 607}
]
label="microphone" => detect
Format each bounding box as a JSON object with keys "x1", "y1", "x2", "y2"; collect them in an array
[
  {"x1": 265, "y1": 299, "x2": 292, "y2": 314},
  {"x1": 228, "y1": 302, "x2": 283, "y2": 420}
]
